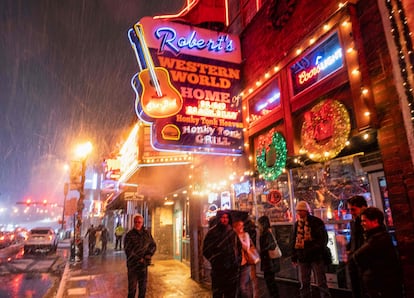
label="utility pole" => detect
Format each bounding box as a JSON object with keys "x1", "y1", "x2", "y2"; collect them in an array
[{"x1": 61, "y1": 182, "x2": 68, "y2": 231}]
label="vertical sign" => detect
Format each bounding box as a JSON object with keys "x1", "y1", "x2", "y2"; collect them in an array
[{"x1": 129, "y1": 17, "x2": 243, "y2": 155}]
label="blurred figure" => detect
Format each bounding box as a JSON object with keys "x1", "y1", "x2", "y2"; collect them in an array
[
  {"x1": 258, "y1": 215, "x2": 280, "y2": 298},
  {"x1": 346, "y1": 195, "x2": 367, "y2": 298},
  {"x1": 352, "y1": 207, "x2": 403, "y2": 298},
  {"x1": 114, "y1": 222, "x2": 125, "y2": 250},
  {"x1": 124, "y1": 213, "x2": 156, "y2": 298},
  {"x1": 100, "y1": 225, "x2": 109, "y2": 254},
  {"x1": 245, "y1": 218, "x2": 259, "y2": 298},
  {"x1": 84, "y1": 225, "x2": 96, "y2": 256},
  {"x1": 290, "y1": 201, "x2": 331, "y2": 298},
  {"x1": 233, "y1": 219, "x2": 253, "y2": 298},
  {"x1": 203, "y1": 210, "x2": 242, "y2": 298}
]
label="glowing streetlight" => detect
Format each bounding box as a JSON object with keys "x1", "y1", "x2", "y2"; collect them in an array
[{"x1": 75, "y1": 141, "x2": 93, "y2": 159}]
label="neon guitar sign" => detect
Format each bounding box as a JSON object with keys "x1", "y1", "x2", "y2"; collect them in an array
[{"x1": 130, "y1": 24, "x2": 183, "y2": 122}]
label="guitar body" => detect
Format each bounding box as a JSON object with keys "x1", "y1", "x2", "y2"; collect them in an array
[{"x1": 138, "y1": 67, "x2": 183, "y2": 119}]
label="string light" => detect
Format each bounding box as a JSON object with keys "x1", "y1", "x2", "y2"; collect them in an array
[
  {"x1": 239, "y1": 4, "x2": 353, "y2": 100},
  {"x1": 385, "y1": 0, "x2": 414, "y2": 122}
]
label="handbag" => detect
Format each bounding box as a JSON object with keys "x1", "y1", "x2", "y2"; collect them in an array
[
  {"x1": 246, "y1": 244, "x2": 261, "y2": 265},
  {"x1": 268, "y1": 231, "x2": 282, "y2": 259}
]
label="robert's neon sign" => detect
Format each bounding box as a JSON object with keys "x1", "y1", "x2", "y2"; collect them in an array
[{"x1": 155, "y1": 27, "x2": 235, "y2": 55}]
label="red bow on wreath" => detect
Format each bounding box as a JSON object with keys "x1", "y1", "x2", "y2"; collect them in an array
[{"x1": 304, "y1": 100, "x2": 334, "y2": 144}]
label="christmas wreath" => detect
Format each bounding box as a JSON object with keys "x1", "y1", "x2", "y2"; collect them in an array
[
  {"x1": 301, "y1": 99, "x2": 350, "y2": 162},
  {"x1": 256, "y1": 131, "x2": 287, "y2": 180}
]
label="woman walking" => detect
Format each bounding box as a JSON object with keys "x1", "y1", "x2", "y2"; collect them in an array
[{"x1": 258, "y1": 216, "x2": 280, "y2": 298}]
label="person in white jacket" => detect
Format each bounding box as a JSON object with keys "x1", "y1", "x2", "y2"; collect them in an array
[{"x1": 233, "y1": 220, "x2": 253, "y2": 298}]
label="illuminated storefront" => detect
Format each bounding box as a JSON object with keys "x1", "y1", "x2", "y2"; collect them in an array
[{"x1": 233, "y1": 2, "x2": 396, "y2": 291}]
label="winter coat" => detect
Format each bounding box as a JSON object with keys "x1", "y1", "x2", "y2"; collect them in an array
[
  {"x1": 346, "y1": 215, "x2": 365, "y2": 254},
  {"x1": 203, "y1": 223, "x2": 242, "y2": 273},
  {"x1": 352, "y1": 225, "x2": 403, "y2": 298},
  {"x1": 124, "y1": 227, "x2": 156, "y2": 269},
  {"x1": 259, "y1": 229, "x2": 281, "y2": 273},
  {"x1": 290, "y1": 214, "x2": 328, "y2": 263}
]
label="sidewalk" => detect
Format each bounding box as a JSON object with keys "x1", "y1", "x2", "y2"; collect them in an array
[
  {"x1": 57, "y1": 245, "x2": 211, "y2": 298},
  {"x1": 56, "y1": 243, "x2": 351, "y2": 298}
]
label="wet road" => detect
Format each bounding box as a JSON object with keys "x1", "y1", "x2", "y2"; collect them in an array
[{"x1": 0, "y1": 242, "x2": 68, "y2": 298}]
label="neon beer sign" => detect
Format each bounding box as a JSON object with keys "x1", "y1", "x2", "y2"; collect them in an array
[{"x1": 290, "y1": 32, "x2": 343, "y2": 95}]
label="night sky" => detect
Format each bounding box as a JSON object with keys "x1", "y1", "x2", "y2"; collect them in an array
[{"x1": 0, "y1": 0, "x2": 184, "y2": 211}]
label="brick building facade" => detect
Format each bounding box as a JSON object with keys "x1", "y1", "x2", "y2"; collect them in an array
[{"x1": 232, "y1": 0, "x2": 414, "y2": 295}]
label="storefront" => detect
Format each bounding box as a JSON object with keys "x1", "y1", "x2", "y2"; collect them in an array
[{"x1": 229, "y1": 3, "x2": 394, "y2": 291}]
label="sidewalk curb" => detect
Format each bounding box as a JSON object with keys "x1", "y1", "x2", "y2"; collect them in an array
[{"x1": 56, "y1": 261, "x2": 70, "y2": 298}]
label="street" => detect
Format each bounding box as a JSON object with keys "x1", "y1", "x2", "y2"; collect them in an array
[{"x1": 0, "y1": 241, "x2": 68, "y2": 298}]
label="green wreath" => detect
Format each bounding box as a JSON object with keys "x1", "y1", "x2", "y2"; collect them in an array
[{"x1": 256, "y1": 132, "x2": 287, "y2": 180}]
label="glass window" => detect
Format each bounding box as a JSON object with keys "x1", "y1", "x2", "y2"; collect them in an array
[{"x1": 248, "y1": 78, "x2": 281, "y2": 125}]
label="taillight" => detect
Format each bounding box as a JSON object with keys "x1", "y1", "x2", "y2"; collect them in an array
[{"x1": 48, "y1": 235, "x2": 52, "y2": 241}]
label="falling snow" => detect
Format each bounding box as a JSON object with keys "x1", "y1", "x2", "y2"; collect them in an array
[{"x1": 0, "y1": 0, "x2": 184, "y2": 221}]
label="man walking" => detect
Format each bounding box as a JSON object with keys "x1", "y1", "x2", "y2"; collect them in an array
[
  {"x1": 203, "y1": 210, "x2": 242, "y2": 298},
  {"x1": 290, "y1": 201, "x2": 331, "y2": 298},
  {"x1": 115, "y1": 222, "x2": 125, "y2": 250},
  {"x1": 124, "y1": 214, "x2": 156, "y2": 298},
  {"x1": 346, "y1": 195, "x2": 367, "y2": 298},
  {"x1": 352, "y1": 207, "x2": 403, "y2": 297}
]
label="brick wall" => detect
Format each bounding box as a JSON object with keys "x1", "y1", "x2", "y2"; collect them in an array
[{"x1": 240, "y1": 0, "x2": 414, "y2": 295}]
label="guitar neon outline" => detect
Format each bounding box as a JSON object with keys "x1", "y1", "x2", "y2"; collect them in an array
[{"x1": 130, "y1": 23, "x2": 183, "y2": 122}]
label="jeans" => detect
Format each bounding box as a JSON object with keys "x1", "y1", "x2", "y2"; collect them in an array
[
  {"x1": 298, "y1": 259, "x2": 331, "y2": 298},
  {"x1": 239, "y1": 264, "x2": 253, "y2": 298},
  {"x1": 211, "y1": 268, "x2": 238, "y2": 298},
  {"x1": 115, "y1": 236, "x2": 122, "y2": 249},
  {"x1": 127, "y1": 265, "x2": 148, "y2": 298},
  {"x1": 263, "y1": 270, "x2": 279, "y2": 298}
]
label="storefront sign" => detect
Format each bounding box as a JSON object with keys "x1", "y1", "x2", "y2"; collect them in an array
[
  {"x1": 249, "y1": 78, "x2": 281, "y2": 125},
  {"x1": 128, "y1": 17, "x2": 243, "y2": 155},
  {"x1": 290, "y1": 32, "x2": 343, "y2": 95}
]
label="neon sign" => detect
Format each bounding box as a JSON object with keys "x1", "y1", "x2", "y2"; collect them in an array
[
  {"x1": 155, "y1": 27, "x2": 235, "y2": 55},
  {"x1": 297, "y1": 49, "x2": 342, "y2": 85},
  {"x1": 249, "y1": 78, "x2": 281, "y2": 124},
  {"x1": 290, "y1": 32, "x2": 343, "y2": 95},
  {"x1": 129, "y1": 17, "x2": 243, "y2": 155}
]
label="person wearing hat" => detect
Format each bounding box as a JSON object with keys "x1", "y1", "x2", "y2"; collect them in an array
[
  {"x1": 203, "y1": 210, "x2": 242, "y2": 297},
  {"x1": 290, "y1": 201, "x2": 331, "y2": 298}
]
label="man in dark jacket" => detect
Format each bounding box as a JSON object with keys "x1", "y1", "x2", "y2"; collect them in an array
[
  {"x1": 290, "y1": 201, "x2": 331, "y2": 298},
  {"x1": 346, "y1": 195, "x2": 367, "y2": 298},
  {"x1": 124, "y1": 213, "x2": 156, "y2": 298},
  {"x1": 203, "y1": 210, "x2": 242, "y2": 298},
  {"x1": 352, "y1": 207, "x2": 403, "y2": 298}
]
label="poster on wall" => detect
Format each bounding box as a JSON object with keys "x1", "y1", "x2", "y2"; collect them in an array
[{"x1": 128, "y1": 17, "x2": 243, "y2": 156}]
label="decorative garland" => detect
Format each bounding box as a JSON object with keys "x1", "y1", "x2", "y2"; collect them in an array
[
  {"x1": 256, "y1": 131, "x2": 287, "y2": 180},
  {"x1": 385, "y1": 0, "x2": 414, "y2": 122},
  {"x1": 301, "y1": 99, "x2": 350, "y2": 162}
]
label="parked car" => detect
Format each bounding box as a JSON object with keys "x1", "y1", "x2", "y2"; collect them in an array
[
  {"x1": 24, "y1": 227, "x2": 58, "y2": 254},
  {"x1": 0, "y1": 231, "x2": 13, "y2": 249}
]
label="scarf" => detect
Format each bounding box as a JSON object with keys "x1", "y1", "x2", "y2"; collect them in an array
[{"x1": 295, "y1": 217, "x2": 312, "y2": 249}]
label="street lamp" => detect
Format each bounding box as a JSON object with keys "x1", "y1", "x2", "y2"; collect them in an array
[{"x1": 72, "y1": 141, "x2": 92, "y2": 262}]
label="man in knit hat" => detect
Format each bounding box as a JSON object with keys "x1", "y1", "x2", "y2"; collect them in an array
[{"x1": 290, "y1": 201, "x2": 331, "y2": 298}]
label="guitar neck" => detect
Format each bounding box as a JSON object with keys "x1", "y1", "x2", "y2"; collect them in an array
[
  {"x1": 128, "y1": 29, "x2": 144, "y2": 72},
  {"x1": 133, "y1": 24, "x2": 163, "y2": 97}
]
